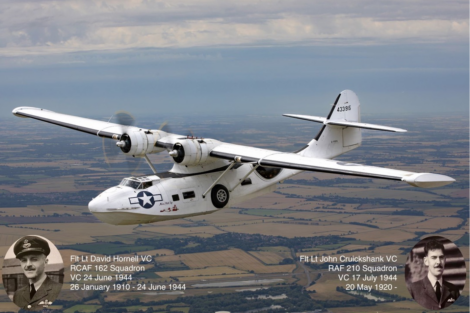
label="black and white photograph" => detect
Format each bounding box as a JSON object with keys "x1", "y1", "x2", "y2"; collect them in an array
[
  {"x1": 2, "y1": 235, "x2": 64, "y2": 311},
  {"x1": 406, "y1": 236, "x2": 466, "y2": 310}
]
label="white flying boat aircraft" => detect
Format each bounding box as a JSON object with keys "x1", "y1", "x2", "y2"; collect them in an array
[{"x1": 12, "y1": 90, "x2": 454, "y2": 225}]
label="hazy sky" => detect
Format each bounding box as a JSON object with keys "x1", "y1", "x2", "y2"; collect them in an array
[{"x1": 0, "y1": 0, "x2": 468, "y2": 119}]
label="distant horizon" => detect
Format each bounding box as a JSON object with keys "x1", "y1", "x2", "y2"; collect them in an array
[{"x1": 4, "y1": 105, "x2": 469, "y2": 122}]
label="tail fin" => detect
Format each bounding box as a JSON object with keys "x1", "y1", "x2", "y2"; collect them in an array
[
  {"x1": 327, "y1": 89, "x2": 361, "y2": 123},
  {"x1": 284, "y1": 90, "x2": 405, "y2": 159},
  {"x1": 309, "y1": 90, "x2": 361, "y2": 158}
]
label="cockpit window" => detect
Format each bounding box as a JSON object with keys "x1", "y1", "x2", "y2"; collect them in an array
[
  {"x1": 141, "y1": 181, "x2": 152, "y2": 189},
  {"x1": 120, "y1": 179, "x2": 141, "y2": 189},
  {"x1": 120, "y1": 178, "x2": 155, "y2": 189}
]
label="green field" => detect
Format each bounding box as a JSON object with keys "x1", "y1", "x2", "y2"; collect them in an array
[
  {"x1": 61, "y1": 242, "x2": 155, "y2": 254},
  {"x1": 242, "y1": 209, "x2": 287, "y2": 216},
  {"x1": 94, "y1": 232, "x2": 169, "y2": 244},
  {"x1": 304, "y1": 242, "x2": 355, "y2": 251},
  {"x1": 64, "y1": 305, "x2": 102, "y2": 313}
]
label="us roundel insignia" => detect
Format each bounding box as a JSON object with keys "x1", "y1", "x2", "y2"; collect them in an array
[{"x1": 137, "y1": 191, "x2": 155, "y2": 209}]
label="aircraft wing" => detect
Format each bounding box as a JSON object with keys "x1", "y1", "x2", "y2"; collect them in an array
[
  {"x1": 12, "y1": 106, "x2": 137, "y2": 139},
  {"x1": 210, "y1": 144, "x2": 455, "y2": 188}
]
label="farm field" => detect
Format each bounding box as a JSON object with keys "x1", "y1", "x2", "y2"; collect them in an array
[{"x1": 156, "y1": 249, "x2": 296, "y2": 274}]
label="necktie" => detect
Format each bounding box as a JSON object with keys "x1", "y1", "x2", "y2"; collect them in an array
[
  {"x1": 435, "y1": 281, "x2": 441, "y2": 303},
  {"x1": 30, "y1": 283, "x2": 36, "y2": 299}
]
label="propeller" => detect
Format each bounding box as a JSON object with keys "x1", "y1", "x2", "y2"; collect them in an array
[
  {"x1": 157, "y1": 121, "x2": 200, "y2": 157},
  {"x1": 102, "y1": 111, "x2": 143, "y2": 175},
  {"x1": 158, "y1": 120, "x2": 196, "y2": 139},
  {"x1": 185, "y1": 129, "x2": 195, "y2": 138},
  {"x1": 158, "y1": 121, "x2": 172, "y2": 134}
]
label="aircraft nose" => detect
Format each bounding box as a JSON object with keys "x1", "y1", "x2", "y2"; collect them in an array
[
  {"x1": 88, "y1": 196, "x2": 105, "y2": 213},
  {"x1": 88, "y1": 186, "x2": 121, "y2": 213}
]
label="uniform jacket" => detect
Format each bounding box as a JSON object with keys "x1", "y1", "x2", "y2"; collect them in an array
[
  {"x1": 13, "y1": 276, "x2": 62, "y2": 311},
  {"x1": 409, "y1": 276, "x2": 460, "y2": 310}
]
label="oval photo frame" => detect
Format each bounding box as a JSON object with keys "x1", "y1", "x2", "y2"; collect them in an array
[
  {"x1": 405, "y1": 235, "x2": 465, "y2": 310},
  {"x1": 2, "y1": 235, "x2": 64, "y2": 311}
]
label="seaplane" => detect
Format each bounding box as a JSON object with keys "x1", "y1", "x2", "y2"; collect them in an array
[{"x1": 12, "y1": 90, "x2": 454, "y2": 225}]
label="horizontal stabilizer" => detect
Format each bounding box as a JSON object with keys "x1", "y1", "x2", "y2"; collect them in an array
[
  {"x1": 283, "y1": 114, "x2": 406, "y2": 133},
  {"x1": 326, "y1": 120, "x2": 406, "y2": 132},
  {"x1": 283, "y1": 114, "x2": 326, "y2": 123}
]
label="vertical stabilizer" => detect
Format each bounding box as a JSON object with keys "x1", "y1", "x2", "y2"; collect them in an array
[{"x1": 300, "y1": 90, "x2": 362, "y2": 159}]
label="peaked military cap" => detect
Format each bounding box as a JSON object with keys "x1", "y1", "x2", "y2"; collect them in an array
[{"x1": 14, "y1": 236, "x2": 50, "y2": 259}]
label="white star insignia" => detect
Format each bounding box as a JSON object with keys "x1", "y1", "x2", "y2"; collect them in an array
[{"x1": 139, "y1": 193, "x2": 153, "y2": 205}]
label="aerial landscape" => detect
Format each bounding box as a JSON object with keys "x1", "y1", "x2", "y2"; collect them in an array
[{"x1": 0, "y1": 112, "x2": 468, "y2": 312}]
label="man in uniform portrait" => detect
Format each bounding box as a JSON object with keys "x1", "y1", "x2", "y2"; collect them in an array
[
  {"x1": 12, "y1": 236, "x2": 62, "y2": 311},
  {"x1": 409, "y1": 239, "x2": 460, "y2": 310}
]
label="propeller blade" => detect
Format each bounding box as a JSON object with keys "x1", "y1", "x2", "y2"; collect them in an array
[
  {"x1": 115, "y1": 111, "x2": 135, "y2": 127},
  {"x1": 185, "y1": 129, "x2": 195, "y2": 138},
  {"x1": 158, "y1": 120, "x2": 196, "y2": 139},
  {"x1": 158, "y1": 121, "x2": 172, "y2": 134},
  {"x1": 102, "y1": 111, "x2": 142, "y2": 175}
]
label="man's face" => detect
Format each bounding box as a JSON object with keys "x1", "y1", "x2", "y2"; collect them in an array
[
  {"x1": 20, "y1": 253, "x2": 47, "y2": 281},
  {"x1": 424, "y1": 249, "x2": 445, "y2": 278}
]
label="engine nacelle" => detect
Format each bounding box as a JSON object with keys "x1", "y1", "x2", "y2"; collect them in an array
[
  {"x1": 171, "y1": 139, "x2": 220, "y2": 166},
  {"x1": 118, "y1": 130, "x2": 166, "y2": 157}
]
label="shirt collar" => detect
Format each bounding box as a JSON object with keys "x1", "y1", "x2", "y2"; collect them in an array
[
  {"x1": 31, "y1": 274, "x2": 47, "y2": 291},
  {"x1": 427, "y1": 271, "x2": 443, "y2": 289}
]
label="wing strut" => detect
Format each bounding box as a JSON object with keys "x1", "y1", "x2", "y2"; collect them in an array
[
  {"x1": 230, "y1": 164, "x2": 260, "y2": 192},
  {"x1": 143, "y1": 155, "x2": 158, "y2": 174},
  {"x1": 202, "y1": 156, "x2": 241, "y2": 198}
]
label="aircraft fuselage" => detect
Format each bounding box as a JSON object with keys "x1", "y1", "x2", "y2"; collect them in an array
[{"x1": 88, "y1": 164, "x2": 299, "y2": 225}]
